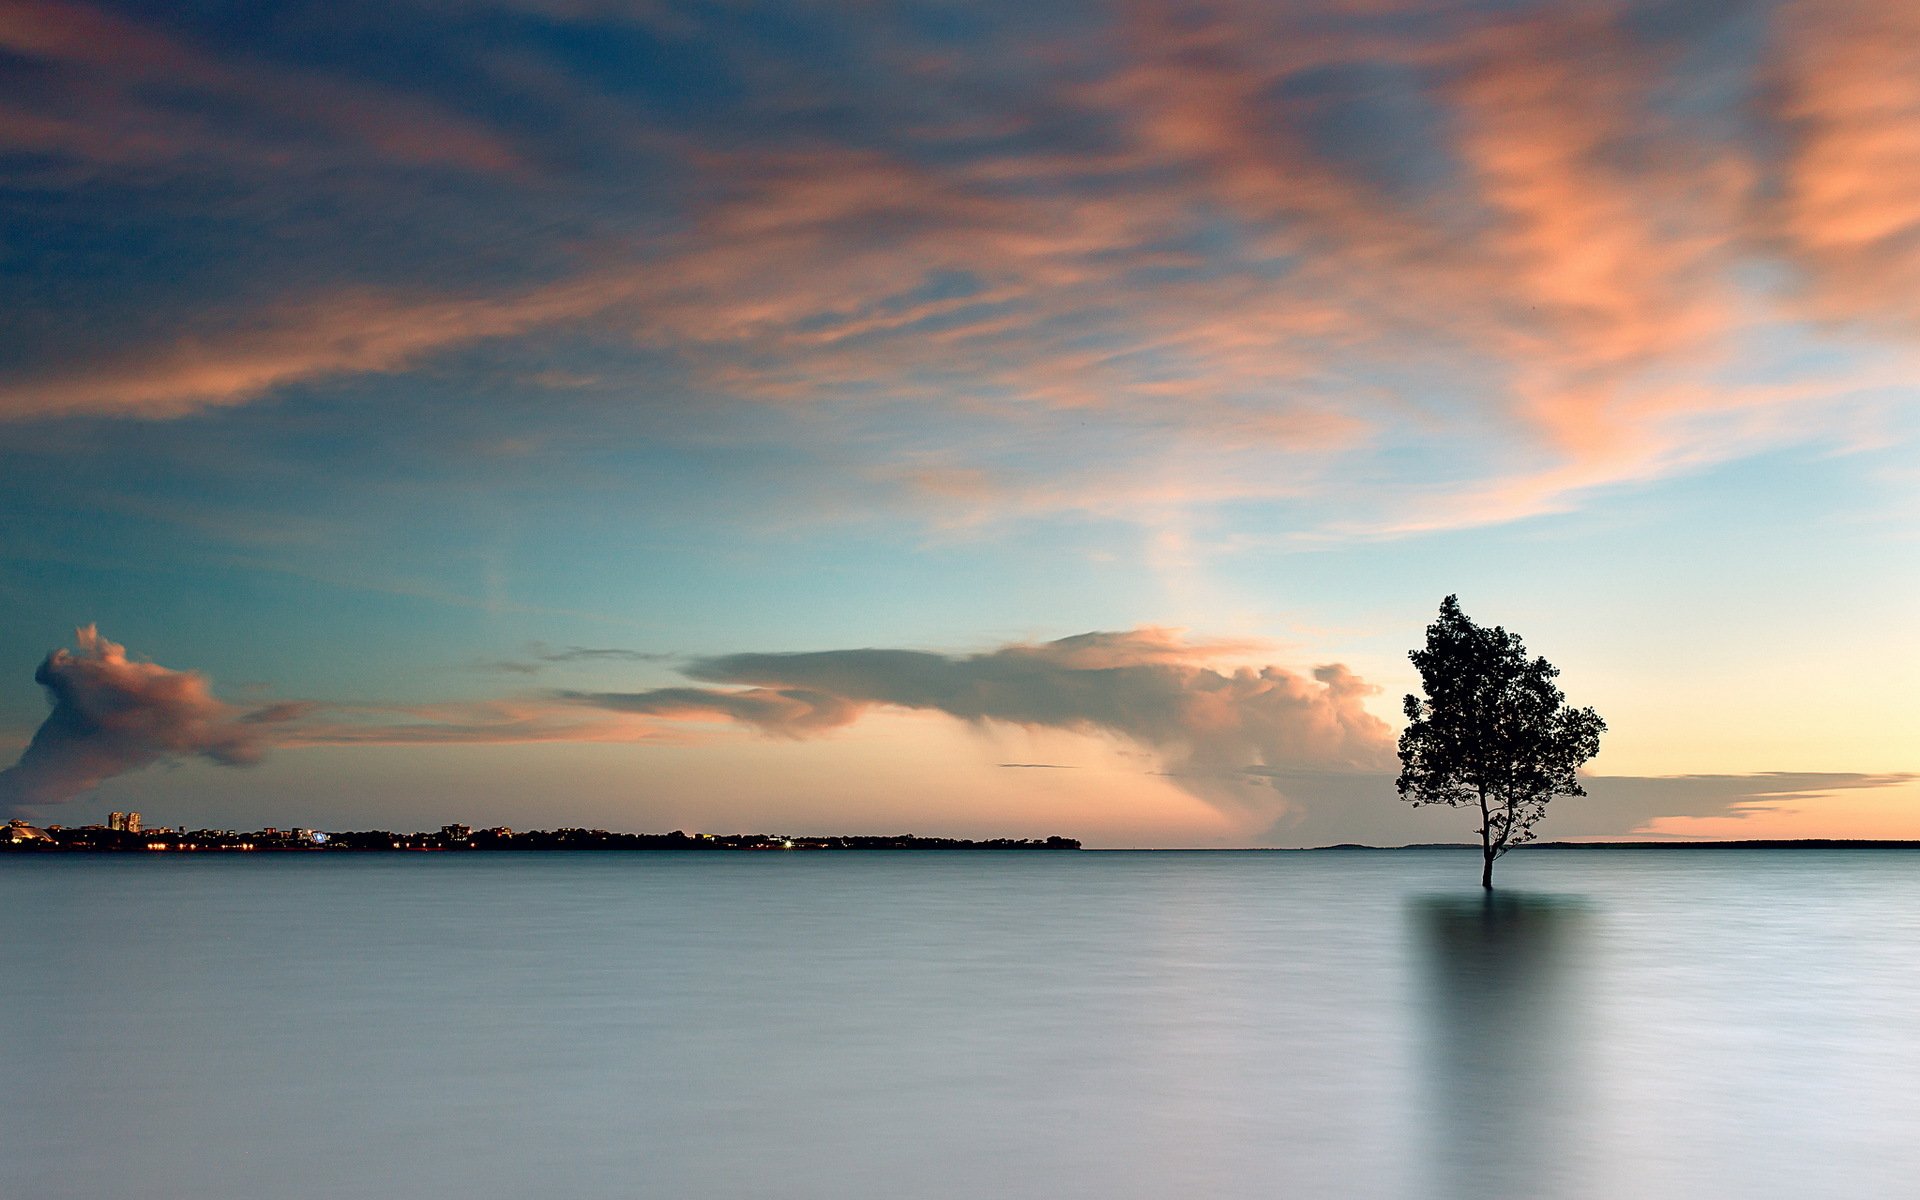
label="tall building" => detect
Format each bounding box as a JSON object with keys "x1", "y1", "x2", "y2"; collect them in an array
[{"x1": 107, "y1": 811, "x2": 142, "y2": 833}]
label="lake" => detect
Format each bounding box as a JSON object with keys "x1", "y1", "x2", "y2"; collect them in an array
[{"x1": 4, "y1": 849, "x2": 1916, "y2": 1199}]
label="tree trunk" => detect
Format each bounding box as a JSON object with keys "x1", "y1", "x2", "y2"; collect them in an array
[{"x1": 1478, "y1": 789, "x2": 1494, "y2": 889}]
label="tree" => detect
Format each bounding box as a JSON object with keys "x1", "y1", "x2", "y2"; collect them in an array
[{"x1": 1397, "y1": 596, "x2": 1605, "y2": 889}]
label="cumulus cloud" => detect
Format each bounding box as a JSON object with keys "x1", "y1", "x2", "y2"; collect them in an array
[
  {"x1": 563, "y1": 627, "x2": 1397, "y2": 827},
  {"x1": 0, "y1": 628, "x2": 697, "y2": 816},
  {"x1": 0, "y1": 626, "x2": 300, "y2": 817}
]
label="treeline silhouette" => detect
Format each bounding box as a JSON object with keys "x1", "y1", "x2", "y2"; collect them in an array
[{"x1": 5, "y1": 826, "x2": 1082, "y2": 853}]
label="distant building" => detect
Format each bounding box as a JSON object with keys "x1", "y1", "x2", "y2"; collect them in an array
[
  {"x1": 441, "y1": 824, "x2": 473, "y2": 841},
  {"x1": 107, "y1": 811, "x2": 142, "y2": 833},
  {"x1": 5, "y1": 820, "x2": 53, "y2": 844}
]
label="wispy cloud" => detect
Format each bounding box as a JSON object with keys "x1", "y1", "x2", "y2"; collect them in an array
[
  {"x1": 1248, "y1": 769, "x2": 1920, "y2": 847},
  {"x1": 274, "y1": 699, "x2": 683, "y2": 748},
  {"x1": 533, "y1": 644, "x2": 672, "y2": 664},
  {"x1": 0, "y1": 280, "x2": 628, "y2": 420},
  {"x1": 4, "y1": 0, "x2": 1919, "y2": 542},
  {"x1": 464, "y1": 643, "x2": 672, "y2": 677},
  {"x1": 0, "y1": 0, "x2": 522, "y2": 174},
  {"x1": 1766, "y1": 0, "x2": 1920, "y2": 331},
  {"x1": 465, "y1": 659, "x2": 547, "y2": 677}
]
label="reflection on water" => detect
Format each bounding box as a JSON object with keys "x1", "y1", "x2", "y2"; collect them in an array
[
  {"x1": 1413, "y1": 893, "x2": 1590, "y2": 1200},
  {"x1": 6, "y1": 850, "x2": 1920, "y2": 1200}
]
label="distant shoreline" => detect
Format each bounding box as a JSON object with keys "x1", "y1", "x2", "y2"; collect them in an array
[
  {"x1": 9, "y1": 834, "x2": 1920, "y2": 856},
  {"x1": 1089, "y1": 839, "x2": 1920, "y2": 851},
  {"x1": 0, "y1": 826, "x2": 1083, "y2": 854}
]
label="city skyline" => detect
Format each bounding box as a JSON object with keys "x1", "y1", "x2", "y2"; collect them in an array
[{"x1": 2, "y1": 0, "x2": 1916, "y2": 846}]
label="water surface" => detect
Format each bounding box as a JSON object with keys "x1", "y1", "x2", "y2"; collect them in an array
[{"x1": 5, "y1": 849, "x2": 1916, "y2": 1199}]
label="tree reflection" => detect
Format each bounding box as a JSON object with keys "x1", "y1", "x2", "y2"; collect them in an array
[{"x1": 1412, "y1": 892, "x2": 1593, "y2": 1200}]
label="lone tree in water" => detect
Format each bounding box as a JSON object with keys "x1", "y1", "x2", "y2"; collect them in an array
[{"x1": 1397, "y1": 596, "x2": 1605, "y2": 889}]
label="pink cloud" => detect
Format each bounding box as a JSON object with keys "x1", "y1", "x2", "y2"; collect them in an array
[
  {"x1": 0, "y1": 625, "x2": 298, "y2": 815},
  {"x1": 6, "y1": 0, "x2": 1916, "y2": 536},
  {"x1": 0, "y1": 279, "x2": 630, "y2": 419},
  {"x1": 1766, "y1": 1, "x2": 1920, "y2": 330}
]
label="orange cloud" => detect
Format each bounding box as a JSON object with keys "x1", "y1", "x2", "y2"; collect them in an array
[
  {"x1": 1767, "y1": 1, "x2": 1920, "y2": 329},
  {"x1": 587, "y1": 1, "x2": 1888, "y2": 530},
  {"x1": 6, "y1": 0, "x2": 1915, "y2": 537},
  {"x1": 0, "y1": 278, "x2": 628, "y2": 419}
]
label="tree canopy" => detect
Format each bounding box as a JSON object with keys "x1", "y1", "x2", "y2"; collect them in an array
[{"x1": 1397, "y1": 596, "x2": 1605, "y2": 887}]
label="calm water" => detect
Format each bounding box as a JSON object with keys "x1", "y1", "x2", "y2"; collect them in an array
[{"x1": 5, "y1": 849, "x2": 1918, "y2": 1199}]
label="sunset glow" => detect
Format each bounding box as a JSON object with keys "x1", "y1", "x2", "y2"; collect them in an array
[{"x1": 2, "y1": 0, "x2": 1915, "y2": 843}]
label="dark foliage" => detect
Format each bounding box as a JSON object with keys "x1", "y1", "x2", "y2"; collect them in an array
[{"x1": 1397, "y1": 596, "x2": 1605, "y2": 887}]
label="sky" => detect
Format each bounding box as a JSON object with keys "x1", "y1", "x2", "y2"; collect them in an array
[{"x1": 0, "y1": 0, "x2": 1915, "y2": 845}]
